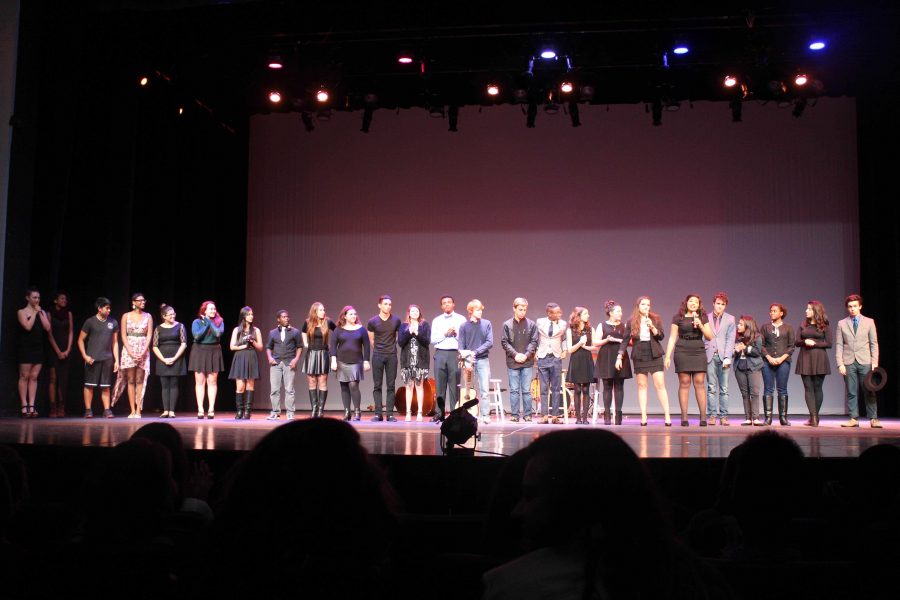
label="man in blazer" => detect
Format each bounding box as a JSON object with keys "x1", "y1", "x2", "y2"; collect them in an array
[
  {"x1": 835, "y1": 294, "x2": 881, "y2": 428},
  {"x1": 535, "y1": 302, "x2": 567, "y2": 424},
  {"x1": 501, "y1": 298, "x2": 539, "y2": 422},
  {"x1": 705, "y1": 293, "x2": 736, "y2": 426}
]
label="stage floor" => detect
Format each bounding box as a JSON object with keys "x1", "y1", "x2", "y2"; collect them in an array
[{"x1": 1, "y1": 412, "x2": 898, "y2": 458}]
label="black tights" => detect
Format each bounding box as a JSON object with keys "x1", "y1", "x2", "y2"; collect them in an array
[
  {"x1": 159, "y1": 376, "x2": 180, "y2": 412},
  {"x1": 603, "y1": 378, "x2": 624, "y2": 415},
  {"x1": 572, "y1": 383, "x2": 590, "y2": 420},
  {"x1": 801, "y1": 374, "x2": 825, "y2": 416},
  {"x1": 340, "y1": 381, "x2": 361, "y2": 411}
]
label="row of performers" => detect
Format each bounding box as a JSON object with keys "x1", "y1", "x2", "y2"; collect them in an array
[{"x1": 14, "y1": 290, "x2": 881, "y2": 427}]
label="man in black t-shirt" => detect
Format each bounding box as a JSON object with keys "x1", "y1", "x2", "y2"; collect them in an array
[
  {"x1": 367, "y1": 295, "x2": 401, "y2": 421},
  {"x1": 77, "y1": 297, "x2": 120, "y2": 418}
]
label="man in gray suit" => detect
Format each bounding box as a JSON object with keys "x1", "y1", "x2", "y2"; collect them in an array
[
  {"x1": 835, "y1": 294, "x2": 881, "y2": 428},
  {"x1": 706, "y1": 292, "x2": 736, "y2": 425}
]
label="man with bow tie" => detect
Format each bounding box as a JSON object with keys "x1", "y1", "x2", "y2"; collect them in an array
[{"x1": 266, "y1": 310, "x2": 303, "y2": 420}]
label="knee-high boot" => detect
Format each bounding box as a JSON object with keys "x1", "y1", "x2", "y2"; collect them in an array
[
  {"x1": 778, "y1": 394, "x2": 790, "y2": 426},
  {"x1": 741, "y1": 394, "x2": 752, "y2": 424},
  {"x1": 308, "y1": 389, "x2": 317, "y2": 418},
  {"x1": 317, "y1": 390, "x2": 327, "y2": 417},
  {"x1": 234, "y1": 393, "x2": 245, "y2": 420},
  {"x1": 763, "y1": 395, "x2": 774, "y2": 425},
  {"x1": 244, "y1": 390, "x2": 253, "y2": 419}
]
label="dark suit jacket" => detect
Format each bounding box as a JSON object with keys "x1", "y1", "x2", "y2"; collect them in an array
[{"x1": 618, "y1": 316, "x2": 665, "y2": 360}]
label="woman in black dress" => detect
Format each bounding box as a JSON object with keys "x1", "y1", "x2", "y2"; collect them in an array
[
  {"x1": 302, "y1": 302, "x2": 336, "y2": 417},
  {"x1": 229, "y1": 306, "x2": 264, "y2": 420},
  {"x1": 399, "y1": 305, "x2": 431, "y2": 422},
  {"x1": 665, "y1": 294, "x2": 713, "y2": 427},
  {"x1": 17, "y1": 287, "x2": 51, "y2": 417},
  {"x1": 47, "y1": 291, "x2": 73, "y2": 417},
  {"x1": 330, "y1": 306, "x2": 371, "y2": 421},
  {"x1": 796, "y1": 300, "x2": 832, "y2": 427},
  {"x1": 566, "y1": 307, "x2": 596, "y2": 424},
  {"x1": 595, "y1": 300, "x2": 632, "y2": 425},
  {"x1": 616, "y1": 296, "x2": 672, "y2": 426},
  {"x1": 152, "y1": 304, "x2": 188, "y2": 418}
]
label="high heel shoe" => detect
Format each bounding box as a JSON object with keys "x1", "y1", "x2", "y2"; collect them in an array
[
  {"x1": 681, "y1": 420, "x2": 689, "y2": 427},
  {"x1": 343, "y1": 409, "x2": 351, "y2": 421},
  {"x1": 20, "y1": 406, "x2": 28, "y2": 418},
  {"x1": 197, "y1": 413, "x2": 205, "y2": 419},
  {"x1": 207, "y1": 412, "x2": 215, "y2": 419},
  {"x1": 353, "y1": 409, "x2": 361, "y2": 421},
  {"x1": 640, "y1": 420, "x2": 647, "y2": 426},
  {"x1": 664, "y1": 420, "x2": 672, "y2": 427}
]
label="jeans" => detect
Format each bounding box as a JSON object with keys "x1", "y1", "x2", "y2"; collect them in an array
[
  {"x1": 433, "y1": 349, "x2": 460, "y2": 411},
  {"x1": 471, "y1": 358, "x2": 491, "y2": 417},
  {"x1": 706, "y1": 354, "x2": 730, "y2": 417},
  {"x1": 537, "y1": 355, "x2": 562, "y2": 416},
  {"x1": 845, "y1": 361, "x2": 878, "y2": 419},
  {"x1": 507, "y1": 366, "x2": 533, "y2": 418},
  {"x1": 371, "y1": 352, "x2": 397, "y2": 415},
  {"x1": 733, "y1": 368, "x2": 762, "y2": 420},
  {"x1": 762, "y1": 360, "x2": 791, "y2": 396},
  {"x1": 269, "y1": 360, "x2": 296, "y2": 413}
]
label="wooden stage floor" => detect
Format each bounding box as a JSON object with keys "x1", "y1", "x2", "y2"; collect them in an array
[{"x1": 2, "y1": 412, "x2": 899, "y2": 458}]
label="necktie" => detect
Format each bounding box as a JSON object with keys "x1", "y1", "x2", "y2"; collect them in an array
[
  {"x1": 548, "y1": 322, "x2": 554, "y2": 338},
  {"x1": 853, "y1": 317, "x2": 858, "y2": 333}
]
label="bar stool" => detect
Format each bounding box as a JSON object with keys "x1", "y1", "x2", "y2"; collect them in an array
[
  {"x1": 486, "y1": 379, "x2": 505, "y2": 423},
  {"x1": 591, "y1": 382, "x2": 613, "y2": 425},
  {"x1": 558, "y1": 370, "x2": 570, "y2": 425}
]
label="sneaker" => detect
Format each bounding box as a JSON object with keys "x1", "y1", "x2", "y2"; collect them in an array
[
  {"x1": 551, "y1": 416, "x2": 562, "y2": 424},
  {"x1": 371, "y1": 415, "x2": 383, "y2": 422},
  {"x1": 708, "y1": 418, "x2": 717, "y2": 426},
  {"x1": 523, "y1": 415, "x2": 532, "y2": 422},
  {"x1": 741, "y1": 419, "x2": 752, "y2": 426},
  {"x1": 871, "y1": 419, "x2": 883, "y2": 429},
  {"x1": 509, "y1": 415, "x2": 519, "y2": 423},
  {"x1": 386, "y1": 415, "x2": 397, "y2": 422},
  {"x1": 752, "y1": 419, "x2": 764, "y2": 426},
  {"x1": 103, "y1": 409, "x2": 114, "y2": 419},
  {"x1": 84, "y1": 410, "x2": 93, "y2": 419},
  {"x1": 286, "y1": 412, "x2": 295, "y2": 420},
  {"x1": 266, "y1": 412, "x2": 280, "y2": 420},
  {"x1": 720, "y1": 417, "x2": 729, "y2": 426},
  {"x1": 841, "y1": 418, "x2": 859, "y2": 428},
  {"x1": 537, "y1": 415, "x2": 549, "y2": 424}
]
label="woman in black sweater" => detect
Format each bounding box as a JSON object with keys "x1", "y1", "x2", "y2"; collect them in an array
[{"x1": 330, "y1": 306, "x2": 371, "y2": 421}]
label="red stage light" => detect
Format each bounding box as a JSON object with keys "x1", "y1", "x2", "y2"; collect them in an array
[
  {"x1": 316, "y1": 89, "x2": 329, "y2": 103},
  {"x1": 560, "y1": 81, "x2": 574, "y2": 93},
  {"x1": 268, "y1": 91, "x2": 282, "y2": 103},
  {"x1": 139, "y1": 76, "x2": 149, "y2": 86},
  {"x1": 486, "y1": 84, "x2": 500, "y2": 96},
  {"x1": 723, "y1": 75, "x2": 738, "y2": 88},
  {"x1": 794, "y1": 73, "x2": 809, "y2": 86}
]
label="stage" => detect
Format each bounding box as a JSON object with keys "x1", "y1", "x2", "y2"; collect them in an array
[{"x1": 2, "y1": 412, "x2": 898, "y2": 458}]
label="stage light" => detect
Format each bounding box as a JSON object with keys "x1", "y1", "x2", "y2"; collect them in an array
[
  {"x1": 177, "y1": 107, "x2": 184, "y2": 115},
  {"x1": 560, "y1": 81, "x2": 574, "y2": 94},
  {"x1": 268, "y1": 90, "x2": 282, "y2": 103},
  {"x1": 794, "y1": 73, "x2": 809, "y2": 86},
  {"x1": 673, "y1": 44, "x2": 689, "y2": 55},
  {"x1": 512, "y1": 88, "x2": 528, "y2": 104},
  {"x1": 397, "y1": 52, "x2": 415, "y2": 64},
  {"x1": 139, "y1": 76, "x2": 149, "y2": 86},
  {"x1": 809, "y1": 40, "x2": 826, "y2": 51},
  {"x1": 486, "y1": 84, "x2": 500, "y2": 96},
  {"x1": 267, "y1": 55, "x2": 283, "y2": 70},
  {"x1": 540, "y1": 49, "x2": 557, "y2": 59},
  {"x1": 315, "y1": 88, "x2": 329, "y2": 103},
  {"x1": 724, "y1": 75, "x2": 738, "y2": 88}
]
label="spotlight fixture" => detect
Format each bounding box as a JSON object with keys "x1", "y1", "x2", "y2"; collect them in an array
[
  {"x1": 178, "y1": 107, "x2": 184, "y2": 116},
  {"x1": 794, "y1": 73, "x2": 809, "y2": 86},
  {"x1": 267, "y1": 55, "x2": 284, "y2": 70},
  {"x1": 486, "y1": 83, "x2": 500, "y2": 96},
  {"x1": 808, "y1": 40, "x2": 826, "y2": 51},
  {"x1": 540, "y1": 49, "x2": 557, "y2": 59},
  {"x1": 139, "y1": 76, "x2": 149, "y2": 86},
  {"x1": 672, "y1": 44, "x2": 690, "y2": 55},
  {"x1": 723, "y1": 75, "x2": 739, "y2": 88},
  {"x1": 315, "y1": 88, "x2": 329, "y2": 103},
  {"x1": 397, "y1": 52, "x2": 415, "y2": 65},
  {"x1": 560, "y1": 81, "x2": 574, "y2": 94},
  {"x1": 268, "y1": 90, "x2": 282, "y2": 103}
]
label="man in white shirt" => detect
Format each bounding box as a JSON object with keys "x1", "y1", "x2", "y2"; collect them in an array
[
  {"x1": 535, "y1": 303, "x2": 567, "y2": 424},
  {"x1": 430, "y1": 295, "x2": 467, "y2": 421}
]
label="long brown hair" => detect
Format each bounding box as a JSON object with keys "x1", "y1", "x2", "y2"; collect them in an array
[
  {"x1": 336, "y1": 305, "x2": 358, "y2": 328},
  {"x1": 629, "y1": 296, "x2": 659, "y2": 337},
  {"x1": 568, "y1": 307, "x2": 590, "y2": 334},
  {"x1": 737, "y1": 315, "x2": 759, "y2": 344},
  {"x1": 805, "y1": 300, "x2": 829, "y2": 332},
  {"x1": 306, "y1": 302, "x2": 331, "y2": 345}
]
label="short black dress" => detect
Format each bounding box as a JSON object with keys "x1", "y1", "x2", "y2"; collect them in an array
[
  {"x1": 672, "y1": 313, "x2": 709, "y2": 373},
  {"x1": 154, "y1": 323, "x2": 187, "y2": 377},
  {"x1": 595, "y1": 322, "x2": 633, "y2": 380},
  {"x1": 566, "y1": 327, "x2": 595, "y2": 384},
  {"x1": 228, "y1": 327, "x2": 261, "y2": 380},
  {"x1": 48, "y1": 308, "x2": 72, "y2": 367},
  {"x1": 18, "y1": 312, "x2": 46, "y2": 364},
  {"x1": 794, "y1": 324, "x2": 832, "y2": 376}
]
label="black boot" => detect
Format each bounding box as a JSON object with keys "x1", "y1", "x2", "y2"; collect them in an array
[
  {"x1": 309, "y1": 389, "x2": 317, "y2": 416},
  {"x1": 763, "y1": 395, "x2": 774, "y2": 426},
  {"x1": 778, "y1": 394, "x2": 790, "y2": 426},
  {"x1": 317, "y1": 390, "x2": 327, "y2": 417},
  {"x1": 234, "y1": 393, "x2": 245, "y2": 420},
  {"x1": 244, "y1": 390, "x2": 253, "y2": 419},
  {"x1": 343, "y1": 409, "x2": 351, "y2": 420}
]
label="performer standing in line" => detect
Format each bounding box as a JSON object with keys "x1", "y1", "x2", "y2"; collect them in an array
[
  {"x1": 566, "y1": 307, "x2": 597, "y2": 425},
  {"x1": 535, "y1": 303, "x2": 567, "y2": 424},
  {"x1": 732, "y1": 316, "x2": 764, "y2": 426},
  {"x1": 47, "y1": 291, "x2": 73, "y2": 417},
  {"x1": 189, "y1": 300, "x2": 225, "y2": 419},
  {"x1": 760, "y1": 303, "x2": 795, "y2": 426},
  {"x1": 666, "y1": 294, "x2": 713, "y2": 426},
  {"x1": 836, "y1": 294, "x2": 881, "y2": 428},
  {"x1": 795, "y1": 301, "x2": 832, "y2": 427},
  {"x1": 16, "y1": 287, "x2": 51, "y2": 417},
  {"x1": 117, "y1": 293, "x2": 153, "y2": 419},
  {"x1": 705, "y1": 293, "x2": 735, "y2": 426},
  {"x1": 430, "y1": 295, "x2": 466, "y2": 421},
  {"x1": 501, "y1": 298, "x2": 538, "y2": 423},
  {"x1": 152, "y1": 304, "x2": 188, "y2": 418},
  {"x1": 616, "y1": 297, "x2": 671, "y2": 426},
  {"x1": 367, "y1": 295, "x2": 401, "y2": 422},
  {"x1": 78, "y1": 297, "x2": 119, "y2": 418},
  {"x1": 229, "y1": 306, "x2": 263, "y2": 420},
  {"x1": 331, "y1": 306, "x2": 371, "y2": 421},
  {"x1": 595, "y1": 300, "x2": 631, "y2": 425},
  {"x1": 398, "y1": 305, "x2": 431, "y2": 421},
  {"x1": 459, "y1": 299, "x2": 494, "y2": 425},
  {"x1": 302, "y1": 302, "x2": 335, "y2": 419},
  {"x1": 266, "y1": 310, "x2": 302, "y2": 420}
]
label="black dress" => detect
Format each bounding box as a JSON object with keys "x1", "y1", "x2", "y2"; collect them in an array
[
  {"x1": 566, "y1": 327, "x2": 595, "y2": 384},
  {"x1": 672, "y1": 313, "x2": 709, "y2": 373},
  {"x1": 228, "y1": 327, "x2": 261, "y2": 380},
  {"x1": 17, "y1": 312, "x2": 45, "y2": 364},
  {"x1": 154, "y1": 323, "x2": 187, "y2": 376},
  {"x1": 48, "y1": 308, "x2": 71, "y2": 367},
  {"x1": 595, "y1": 322, "x2": 633, "y2": 380},
  {"x1": 794, "y1": 324, "x2": 832, "y2": 376}
]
